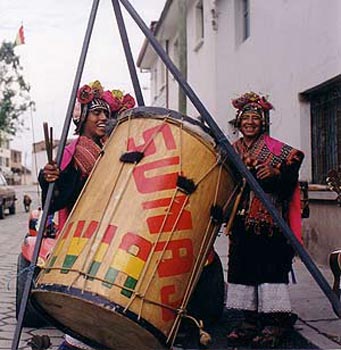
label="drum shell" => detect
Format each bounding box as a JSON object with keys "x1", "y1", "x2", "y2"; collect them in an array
[{"x1": 32, "y1": 108, "x2": 238, "y2": 349}]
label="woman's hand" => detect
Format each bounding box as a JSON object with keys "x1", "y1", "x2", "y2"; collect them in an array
[
  {"x1": 256, "y1": 164, "x2": 280, "y2": 180},
  {"x1": 43, "y1": 161, "x2": 60, "y2": 183}
]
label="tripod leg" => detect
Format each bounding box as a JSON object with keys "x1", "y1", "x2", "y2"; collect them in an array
[{"x1": 329, "y1": 250, "x2": 341, "y2": 299}]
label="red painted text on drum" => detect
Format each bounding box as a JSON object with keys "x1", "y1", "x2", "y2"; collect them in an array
[
  {"x1": 48, "y1": 123, "x2": 196, "y2": 322},
  {"x1": 129, "y1": 122, "x2": 195, "y2": 321}
]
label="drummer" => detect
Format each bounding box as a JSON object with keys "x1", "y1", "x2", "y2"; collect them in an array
[
  {"x1": 225, "y1": 92, "x2": 304, "y2": 347},
  {"x1": 39, "y1": 81, "x2": 135, "y2": 350}
]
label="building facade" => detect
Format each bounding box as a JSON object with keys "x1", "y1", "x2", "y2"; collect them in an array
[
  {"x1": 0, "y1": 131, "x2": 32, "y2": 184},
  {"x1": 137, "y1": 0, "x2": 341, "y2": 264},
  {"x1": 0, "y1": 131, "x2": 11, "y2": 177}
]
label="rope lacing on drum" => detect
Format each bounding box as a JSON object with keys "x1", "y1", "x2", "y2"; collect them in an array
[
  {"x1": 125, "y1": 115, "x2": 210, "y2": 314},
  {"x1": 69, "y1": 119, "x2": 174, "y2": 292},
  {"x1": 123, "y1": 188, "x2": 189, "y2": 317},
  {"x1": 167, "y1": 156, "x2": 238, "y2": 346}
]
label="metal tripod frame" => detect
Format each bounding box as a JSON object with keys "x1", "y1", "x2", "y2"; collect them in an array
[{"x1": 12, "y1": 0, "x2": 341, "y2": 349}]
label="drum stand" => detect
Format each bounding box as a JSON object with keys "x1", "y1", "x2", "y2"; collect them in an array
[
  {"x1": 330, "y1": 250, "x2": 341, "y2": 299},
  {"x1": 12, "y1": 1, "x2": 341, "y2": 349}
]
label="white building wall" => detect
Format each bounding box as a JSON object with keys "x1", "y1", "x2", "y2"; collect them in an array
[
  {"x1": 214, "y1": 0, "x2": 341, "y2": 181},
  {"x1": 168, "y1": 36, "x2": 180, "y2": 110},
  {"x1": 186, "y1": 0, "x2": 217, "y2": 119}
]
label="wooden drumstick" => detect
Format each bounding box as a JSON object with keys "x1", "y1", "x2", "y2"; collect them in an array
[
  {"x1": 43, "y1": 122, "x2": 53, "y2": 164},
  {"x1": 50, "y1": 126, "x2": 53, "y2": 159},
  {"x1": 224, "y1": 178, "x2": 246, "y2": 235}
]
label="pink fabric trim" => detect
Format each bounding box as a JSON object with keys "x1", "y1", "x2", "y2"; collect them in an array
[
  {"x1": 288, "y1": 185, "x2": 303, "y2": 244},
  {"x1": 58, "y1": 138, "x2": 79, "y2": 230},
  {"x1": 264, "y1": 134, "x2": 284, "y2": 157},
  {"x1": 264, "y1": 135, "x2": 303, "y2": 243},
  {"x1": 60, "y1": 138, "x2": 78, "y2": 170}
]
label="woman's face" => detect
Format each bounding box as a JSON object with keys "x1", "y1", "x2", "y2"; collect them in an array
[
  {"x1": 239, "y1": 111, "x2": 262, "y2": 139},
  {"x1": 82, "y1": 109, "x2": 108, "y2": 140}
]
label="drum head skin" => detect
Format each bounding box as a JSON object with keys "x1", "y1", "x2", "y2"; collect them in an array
[{"x1": 32, "y1": 286, "x2": 166, "y2": 350}]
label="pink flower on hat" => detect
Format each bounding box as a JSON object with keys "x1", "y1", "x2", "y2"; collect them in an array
[
  {"x1": 102, "y1": 90, "x2": 122, "y2": 112},
  {"x1": 122, "y1": 93, "x2": 136, "y2": 110},
  {"x1": 77, "y1": 85, "x2": 94, "y2": 104}
]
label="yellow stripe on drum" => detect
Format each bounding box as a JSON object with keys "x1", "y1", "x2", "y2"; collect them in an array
[
  {"x1": 93, "y1": 243, "x2": 109, "y2": 262},
  {"x1": 111, "y1": 250, "x2": 145, "y2": 280},
  {"x1": 68, "y1": 237, "x2": 88, "y2": 256}
]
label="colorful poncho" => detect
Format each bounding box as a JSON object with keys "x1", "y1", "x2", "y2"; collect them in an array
[{"x1": 233, "y1": 134, "x2": 304, "y2": 243}]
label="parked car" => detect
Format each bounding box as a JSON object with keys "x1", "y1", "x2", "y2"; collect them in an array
[{"x1": 0, "y1": 172, "x2": 16, "y2": 219}]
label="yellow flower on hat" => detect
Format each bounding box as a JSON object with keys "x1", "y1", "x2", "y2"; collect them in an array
[
  {"x1": 89, "y1": 80, "x2": 104, "y2": 99},
  {"x1": 89, "y1": 80, "x2": 103, "y2": 90},
  {"x1": 112, "y1": 89, "x2": 124, "y2": 100}
]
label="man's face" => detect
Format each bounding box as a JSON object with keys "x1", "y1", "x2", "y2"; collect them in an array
[
  {"x1": 82, "y1": 109, "x2": 108, "y2": 139},
  {"x1": 239, "y1": 111, "x2": 262, "y2": 139}
]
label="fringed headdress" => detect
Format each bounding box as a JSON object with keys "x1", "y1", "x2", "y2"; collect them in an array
[
  {"x1": 73, "y1": 80, "x2": 136, "y2": 134},
  {"x1": 231, "y1": 91, "x2": 273, "y2": 130}
]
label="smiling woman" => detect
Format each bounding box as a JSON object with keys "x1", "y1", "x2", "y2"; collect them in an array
[{"x1": 39, "y1": 81, "x2": 135, "y2": 229}]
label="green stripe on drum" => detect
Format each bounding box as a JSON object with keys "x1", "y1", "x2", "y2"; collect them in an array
[
  {"x1": 88, "y1": 261, "x2": 101, "y2": 280},
  {"x1": 121, "y1": 276, "x2": 137, "y2": 298},
  {"x1": 45, "y1": 256, "x2": 57, "y2": 273},
  {"x1": 61, "y1": 255, "x2": 77, "y2": 274},
  {"x1": 102, "y1": 267, "x2": 119, "y2": 289}
]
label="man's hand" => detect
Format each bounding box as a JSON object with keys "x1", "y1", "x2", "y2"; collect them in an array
[
  {"x1": 255, "y1": 164, "x2": 280, "y2": 180},
  {"x1": 43, "y1": 161, "x2": 60, "y2": 183}
]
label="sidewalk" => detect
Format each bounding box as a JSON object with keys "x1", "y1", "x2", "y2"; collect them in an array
[
  {"x1": 289, "y1": 259, "x2": 341, "y2": 349},
  {"x1": 214, "y1": 234, "x2": 341, "y2": 349}
]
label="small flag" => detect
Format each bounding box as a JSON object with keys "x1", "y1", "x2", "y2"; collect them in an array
[{"x1": 14, "y1": 24, "x2": 25, "y2": 46}]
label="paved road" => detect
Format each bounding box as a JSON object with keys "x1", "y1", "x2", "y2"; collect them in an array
[
  {"x1": 0, "y1": 185, "x2": 338, "y2": 350},
  {"x1": 0, "y1": 185, "x2": 63, "y2": 350}
]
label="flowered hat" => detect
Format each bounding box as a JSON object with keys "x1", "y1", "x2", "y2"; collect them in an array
[
  {"x1": 73, "y1": 80, "x2": 136, "y2": 134},
  {"x1": 232, "y1": 91, "x2": 273, "y2": 129}
]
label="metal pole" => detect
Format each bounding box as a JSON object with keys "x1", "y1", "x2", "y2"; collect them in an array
[
  {"x1": 119, "y1": 0, "x2": 341, "y2": 318},
  {"x1": 11, "y1": 1, "x2": 101, "y2": 349},
  {"x1": 111, "y1": 0, "x2": 144, "y2": 106}
]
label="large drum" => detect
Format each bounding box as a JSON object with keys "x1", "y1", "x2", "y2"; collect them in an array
[{"x1": 32, "y1": 107, "x2": 239, "y2": 350}]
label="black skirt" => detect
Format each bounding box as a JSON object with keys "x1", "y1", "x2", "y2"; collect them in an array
[{"x1": 227, "y1": 219, "x2": 295, "y2": 286}]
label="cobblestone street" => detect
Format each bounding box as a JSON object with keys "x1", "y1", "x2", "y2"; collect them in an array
[{"x1": 0, "y1": 185, "x2": 63, "y2": 350}]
